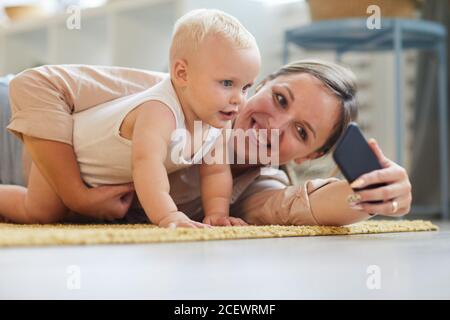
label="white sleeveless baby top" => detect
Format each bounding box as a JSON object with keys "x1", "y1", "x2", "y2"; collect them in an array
[{"x1": 73, "y1": 75, "x2": 222, "y2": 187}]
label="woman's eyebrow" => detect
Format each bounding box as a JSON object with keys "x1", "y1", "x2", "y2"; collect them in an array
[{"x1": 281, "y1": 84, "x2": 295, "y2": 101}]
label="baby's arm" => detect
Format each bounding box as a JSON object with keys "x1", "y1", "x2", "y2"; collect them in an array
[
  {"x1": 199, "y1": 160, "x2": 247, "y2": 226},
  {"x1": 132, "y1": 101, "x2": 208, "y2": 228}
]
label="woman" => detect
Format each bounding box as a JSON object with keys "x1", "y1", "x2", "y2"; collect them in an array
[{"x1": 4, "y1": 60, "x2": 412, "y2": 226}]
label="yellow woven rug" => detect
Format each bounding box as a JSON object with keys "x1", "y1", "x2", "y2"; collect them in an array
[{"x1": 0, "y1": 219, "x2": 438, "y2": 247}]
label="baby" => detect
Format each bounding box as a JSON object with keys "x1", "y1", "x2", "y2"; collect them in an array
[{"x1": 0, "y1": 9, "x2": 261, "y2": 228}]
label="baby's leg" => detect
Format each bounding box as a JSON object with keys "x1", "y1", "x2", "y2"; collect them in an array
[{"x1": 0, "y1": 163, "x2": 67, "y2": 223}]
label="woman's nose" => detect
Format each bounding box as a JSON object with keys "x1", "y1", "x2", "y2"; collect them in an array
[{"x1": 268, "y1": 112, "x2": 291, "y2": 132}]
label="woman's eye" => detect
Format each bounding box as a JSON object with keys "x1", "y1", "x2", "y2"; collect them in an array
[
  {"x1": 296, "y1": 125, "x2": 308, "y2": 141},
  {"x1": 222, "y1": 80, "x2": 233, "y2": 87},
  {"x1": 242, "y1": 84, "x2": 251, "y2": 92},
  {"x1": 274, "y1": 93, "x2": 287, "y2": 108}
]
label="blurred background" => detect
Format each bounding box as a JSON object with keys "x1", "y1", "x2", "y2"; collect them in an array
[{"x1": 0, "y1": 0, "x2": 449, "y2": 219}]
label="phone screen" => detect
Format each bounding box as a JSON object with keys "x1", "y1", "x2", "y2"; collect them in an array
[{"x1": 332, "y1": 123, "x2": 386, "y2": 194}]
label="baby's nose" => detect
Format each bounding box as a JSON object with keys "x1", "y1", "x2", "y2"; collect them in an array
[{"x1": 230, "y1": 91, "x2": 244, "y2": 106}]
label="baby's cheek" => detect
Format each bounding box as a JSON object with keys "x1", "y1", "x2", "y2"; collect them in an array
[{"x1": 214, "y1": 89, "x2": 229, "y2": 105}]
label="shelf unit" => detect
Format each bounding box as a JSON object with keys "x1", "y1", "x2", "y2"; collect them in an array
[{"x1": 0, "y1": 0, "x2": 187, "y2": 75}]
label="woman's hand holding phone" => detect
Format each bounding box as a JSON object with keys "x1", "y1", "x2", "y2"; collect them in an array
[
  {"x1": 332, "y1": 123, "x2": 412, "y2": 217},
  {"x1": 346, "y1": 138, "x2": 412, "y2": 217}
]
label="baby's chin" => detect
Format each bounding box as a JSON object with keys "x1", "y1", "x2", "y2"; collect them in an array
[{"x1": 205, "y1": 114, "x2": 235, "y2": 129}]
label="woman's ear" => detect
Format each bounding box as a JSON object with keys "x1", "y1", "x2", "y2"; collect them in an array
[{"x1": 172, "y1": 59, "x2": 188, "y2": 87}]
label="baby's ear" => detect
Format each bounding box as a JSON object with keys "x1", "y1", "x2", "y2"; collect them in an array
[{"x1": 172, "y1": 59, "x2": 188, "y2": 86}]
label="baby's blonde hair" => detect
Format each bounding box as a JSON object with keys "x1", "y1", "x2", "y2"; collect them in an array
[{"x1": 169, "y1": 9, "x2": 258, "y2": 67}]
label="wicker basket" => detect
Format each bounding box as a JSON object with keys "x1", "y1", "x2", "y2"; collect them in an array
[
  {"x1": 309, "y1": 0, "x2": 419, "y2": 21},
  {"x1": 4, "y1": 5, "x2": 47, "y2": 22}
]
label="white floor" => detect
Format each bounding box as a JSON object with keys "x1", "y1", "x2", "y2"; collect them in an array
[{"x1": 1, "y1": 221, "x2": 449, "y2": 299}]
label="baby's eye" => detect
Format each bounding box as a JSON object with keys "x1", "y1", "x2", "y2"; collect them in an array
[
  {"x1": 222, "y1": 80, "x2": 233, "y2": 87},
  {"x1": 274, "y1": 93, "x2": 287, "y2": 108},
  {"x1": 296, "y1": 124, "x2": 308, "y2": 141}
]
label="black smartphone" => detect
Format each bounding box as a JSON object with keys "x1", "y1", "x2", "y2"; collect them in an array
[{"x1": 332, "y1": 122, "x2": 386, "y2": 203}]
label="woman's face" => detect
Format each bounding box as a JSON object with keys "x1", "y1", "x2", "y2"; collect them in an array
[{"x1": 233, "y1": 73, "x2": 340, "y2": 165}]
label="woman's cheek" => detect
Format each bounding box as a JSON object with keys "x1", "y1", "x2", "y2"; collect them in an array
[
  {"x1": 277, "y1": 143, "x2": 291, "y2": 164},
  {"x1": 279, "y1": 137, "x2": 299, "y2": 163}
]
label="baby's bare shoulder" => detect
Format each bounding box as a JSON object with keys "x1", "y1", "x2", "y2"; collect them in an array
[
  {"x1": 133, "y1": 100, "x2": 177, "y2": 137},
  {"x1": 135, "y1": 100, "x2": 176, "y2": 120}
]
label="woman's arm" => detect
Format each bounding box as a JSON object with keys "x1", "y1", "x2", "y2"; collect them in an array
[
  {"x1": 239, "y1": 141, "x2": 412, "y2": 226},
  {"x1": 239, "y1": 177, "x2": 373, "y2": 226},
  {"x1": 8, "y1": 64, "x2": 166, "y2": 144},
  {"x1": 8, "y1": 64, "x2": 166, "y2": 219}
]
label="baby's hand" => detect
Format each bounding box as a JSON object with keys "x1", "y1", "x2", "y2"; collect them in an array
[
  {"x1": 203, "y1": 213, "x2": 248, "y2": 227},
  {"x1": 158, "y1": 211, "x2": 210, "y2": 229}
]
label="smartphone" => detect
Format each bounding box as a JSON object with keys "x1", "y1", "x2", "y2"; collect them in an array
[{"x1": 332, "y1": 122, "x2": 386, "y2": 203}]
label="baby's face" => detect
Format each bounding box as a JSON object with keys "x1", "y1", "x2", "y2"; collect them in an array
[{"x1": 185, "y1": 35, "x2": 261, "y2": 128}]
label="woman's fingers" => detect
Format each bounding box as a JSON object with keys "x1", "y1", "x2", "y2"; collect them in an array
[
  {"x1": 367, "y1": 138, "x2": 390, "y2": 168},
  {"x1": 352, "y1": 182, "x2": 409, "y2": 203},
  {"x1": 353, "y1": 194, "x2": 411, "y2": 217},
  {"x1": 350, "y1": 164, "x2": 408, "y2": 190},
  {"x1": 345, "y1": 141, "x2": 413, "y2": 217}
]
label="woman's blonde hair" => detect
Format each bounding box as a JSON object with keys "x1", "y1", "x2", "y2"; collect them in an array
[{"x1": 169, "y1": 9, "x2": 258, "y2": 66}]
